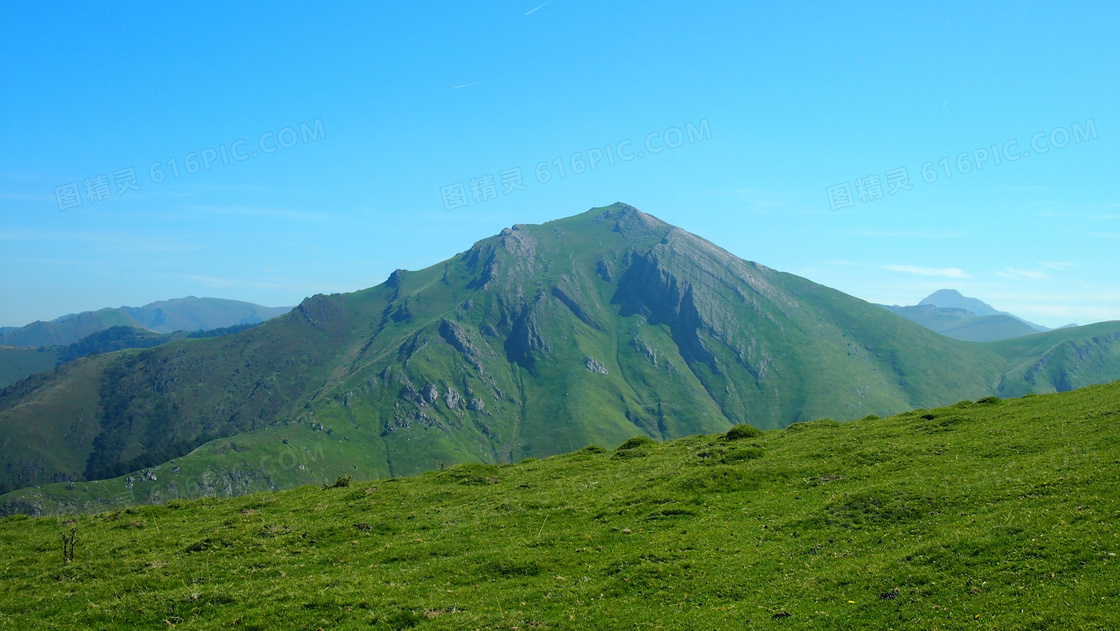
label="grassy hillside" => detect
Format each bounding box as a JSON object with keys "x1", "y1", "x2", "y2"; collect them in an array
[
  {"x1": 1, "y1": 381, "x2": 1118, "y2": 629},
  {"x1": 3, "y1": 204, "x2": 1120, "y2": 500},
  {"x1": 0, "y1": 346, "x2": 60, "y2": 389}
]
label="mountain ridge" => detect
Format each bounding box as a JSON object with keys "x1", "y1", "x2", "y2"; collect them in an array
[
  {"x1": 918, "y1": 288, "x2": 1051, "y2": 332},
  {"x1": 2, "y1": 203, "x2": 1119, "y2": 504},
  {"x1": 0, "y1": 297, "x2": 292, "y2": 348}
]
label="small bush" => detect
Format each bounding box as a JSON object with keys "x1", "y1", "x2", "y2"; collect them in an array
[
  {"x1": 616, "y1": 435, "x2": 656, "y2": 450},
  {"x1": 325, "y1": 475, "x2": 352, "y2": 489},
  {"x1": 575, "y1": 445, "x2": 608, "y2": 455},
  {"x1": 977, "y1": 396, "x2": 1002, "y2": 405},
  {"x1": 725, "y1": 424, "x2": 762, "y2": 441},
  {"x1": 677, "y1": 466, "x2": 760, "y2": 493},
  {"x1": 438, "y1": 463, "x2": 500, "y2": 486}
]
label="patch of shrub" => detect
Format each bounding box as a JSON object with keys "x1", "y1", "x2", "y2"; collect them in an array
[
  {"x1": 977, "y1": 396, "x2": 1002, "y2": 405},
  {"x1": 783, "y1": 419, "x2": 839, "y2": 433},
  {"x1": 575, "y1": 445, "x2": 608, "y2": 455},
  {"x1": 643, "y1": 507, "x2": 697, "y2": 521},
  {"x1": 725, "y1": 424, "x2": 762, "y2": 441},
  {"x1": 437, "y1": 463, "x2": 501, "y2": 486},
  {"x1": 373, "y1": 608, "x2": 424, "y2": 629},
  {"x1": 697, "y1": 443, "x2": 764, "y2": 464},
  {"x1": 824, "y1": 492, "x2": 929, "y2": 528},
  {"x1": 481, "y1": 559, "x2": 542, "y2": 578},
  {"x1": 617, "y1": 435, "x2": 657, "y2": 450},
  {"x1": 721, "y1": 447, "x2": 765, "y2": 463},
  {"x1": 676, "y1": 466, "x2": 760, "y2": 493},
  {"x1": 325, "y1": 475, "x2": 352, "y2": 489},
  {"x1": 183, "y1": 536, "x2": 233, "y2": 553}
]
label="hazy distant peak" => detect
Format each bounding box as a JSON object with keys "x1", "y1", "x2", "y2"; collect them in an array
[{"x1": 917, "y1": 289, "x2": 1049, "y2": 332}]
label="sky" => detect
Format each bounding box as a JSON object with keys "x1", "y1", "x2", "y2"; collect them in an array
[{"x1": 1, "y1": 1, "x2": 1117, "y2": 329}]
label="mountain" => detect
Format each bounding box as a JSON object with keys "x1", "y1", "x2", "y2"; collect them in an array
[
  {"x1": 0, "y1": 323, "x2": 267, "y2": 389},
  {"x1": 120, "y1": 297, "x2": 293, "y2": 333},
  {"x1": 918, "y1": 289, "x2": 1051, "y2": 332},
  {"x1": 2, "y1": 382, "x2": 1118, "y2": 628},
  {"x1": 880, "y1": 304, "x2": 1041, "y2": 342},
  {"x1": 0, "y1": 309, "x2": 148, "y2": 348},
  {"x1": 0, "y1": 298, "x2": 292, "y2": 348},
  {"x1": 2, "y1": 203, "x2": 1120, "y2": 504}
]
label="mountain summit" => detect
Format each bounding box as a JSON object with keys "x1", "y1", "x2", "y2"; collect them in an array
[
  {"x1": 918, "y1": 289, "x2": 1049, "y2": 332},
  {"x1": 3, "y1": 203, "x2": 1120, "y2": 512}
]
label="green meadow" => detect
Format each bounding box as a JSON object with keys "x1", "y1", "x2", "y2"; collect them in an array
[{"x1": 2, "y1": 381, "x2": 1118, "y2": 629}]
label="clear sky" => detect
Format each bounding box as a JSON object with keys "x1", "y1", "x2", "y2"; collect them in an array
[{"x1": 1, "y1": 1, "x2": 1117, "y2": 328}]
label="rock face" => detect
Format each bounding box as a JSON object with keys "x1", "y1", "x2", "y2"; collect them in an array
[{"x1": 4, "y1": 201, "x2": 1120, "y2": 507}]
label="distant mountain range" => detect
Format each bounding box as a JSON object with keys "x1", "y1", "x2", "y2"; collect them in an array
[
  {"x1": 0, "y1": 297, "x2": 292, "y2": 348},
  {"x1": 3, "y1": 203, "x2": 1119, "y2": 512},
  {"x1": 879, "y1": 289, "x2": 1077, "y2": 342},
  {"x1": 0, "y1": 323, "x2": 266, "y2": 389}
]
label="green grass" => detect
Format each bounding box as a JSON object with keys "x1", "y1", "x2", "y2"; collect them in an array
[{"x1": 2, "y1": 380, "x2": 1118, "y2": 629}]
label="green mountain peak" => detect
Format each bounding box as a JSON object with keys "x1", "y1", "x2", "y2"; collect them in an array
[{"x1": 3, "y1": 203, "x2": 1120, "y2": 513}]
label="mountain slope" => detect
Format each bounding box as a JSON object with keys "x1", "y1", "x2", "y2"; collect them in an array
[
  {"x1": 2, "y1": 203, "x2": 1120, "y2": 501},
  {"x1": 0, "y1": 347, "x2": 61, "y2": 390},
  {"x1": 2, "y1": 381, "x2": 1118, "y2": 628}
]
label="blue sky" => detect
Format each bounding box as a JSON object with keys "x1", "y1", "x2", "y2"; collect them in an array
[{"x1": 1, "y1": 1, "x2": 1117, "y2": 328}]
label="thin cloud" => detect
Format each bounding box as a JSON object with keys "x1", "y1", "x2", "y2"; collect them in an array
[
  {"x1": 1039, "y1": 261, "x2": 1077, "y2": 271},
  {"x1": 0, "y1": 191, "x2": 53, "y2": 202},
  {"x1": 0, "y1": 172, "x2": 48, "y2": 182},
  {"x1": 995, "y1": 268, "x2": 1051, "y2": 280},
  {"x1": 524, "y1": 0, "x2": 552, "y2": 15},
  {"x1": 453, "y1": 80, "x2": 492, "y2": 90},
  {"x1": 848, "y1": 229, "x2": 968, "y2": 239},
  {"x1": 185, "y1": 204, "x2": 329, "y2": 222},
  {"x1": 0, "y1": 229, "x2": 201, "y2": 252},
  {"x1": 823, "y1": 260, "x2": 870, "y2": 268},
  {"x1": 0, "y1": 229, "x2": 132, "y2": 243},
  {"x1": 882, "y1": 264, "x2": 970, "y2": 279},
  {"x1": 181, "y1": 274, "x2": 287, "y2": 290}
]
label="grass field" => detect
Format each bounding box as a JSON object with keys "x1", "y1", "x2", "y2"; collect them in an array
[{"x1": 1, "y1": 380, "x2": 1118, "y2": 629}]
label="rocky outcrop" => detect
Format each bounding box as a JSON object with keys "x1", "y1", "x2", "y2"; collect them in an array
[{"x1": 585, "y1": 357, "x2": 609, "y2": 374}]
